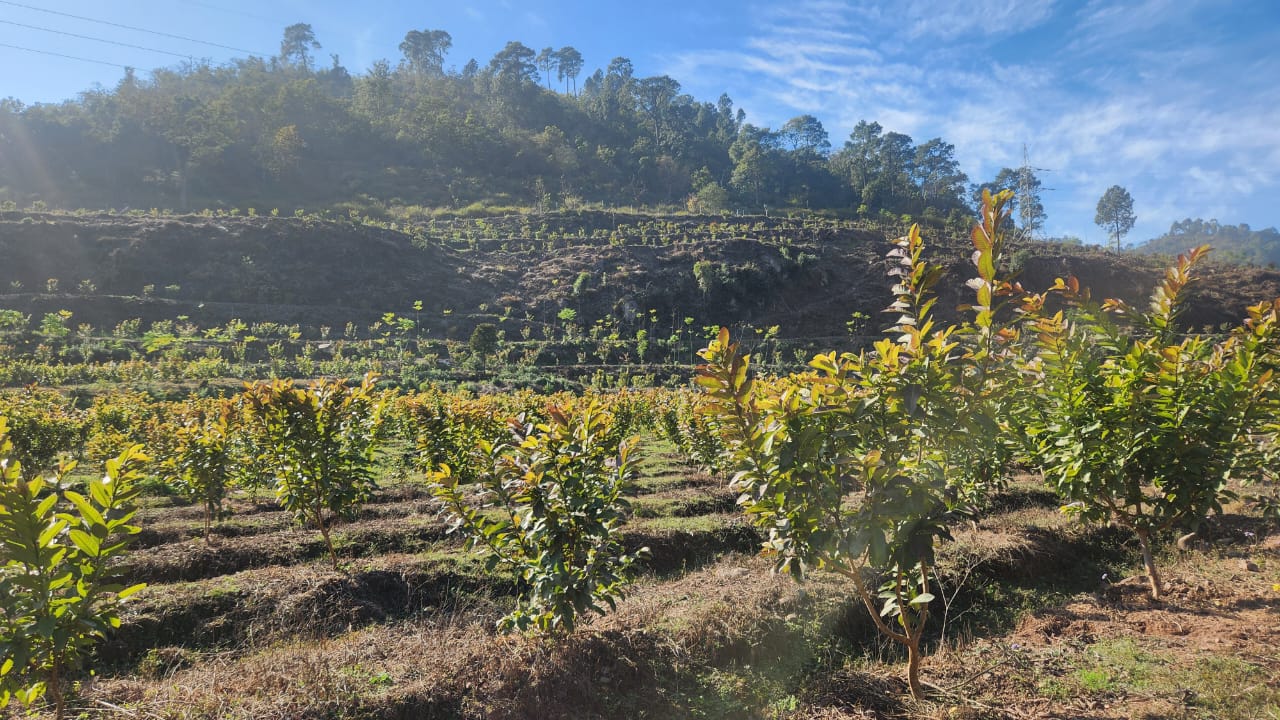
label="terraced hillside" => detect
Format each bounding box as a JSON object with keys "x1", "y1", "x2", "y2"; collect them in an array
[{"x1": 3, "y1": 210, "x2": 1279, "y2": 345}]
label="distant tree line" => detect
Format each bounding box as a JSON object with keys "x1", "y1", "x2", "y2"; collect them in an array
[
  {"x1": 1140, "y1": 218, "x2": 1280, "y2": 267},
  {"x1": 0, "y1": 24, "x2": 1042, "y2": 223}
]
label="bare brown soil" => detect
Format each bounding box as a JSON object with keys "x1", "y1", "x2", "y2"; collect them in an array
[{"x1": 3, "y1": 211, "x2": 1276, "y2": 343}]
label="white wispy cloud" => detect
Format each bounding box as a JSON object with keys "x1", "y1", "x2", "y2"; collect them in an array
[
  {"x1": 901, "y1": 0, "x2": 1058, "y2": 40},
  {"x1": 1071, "y1": 0, "x2": 1208, "y2": 49},
  {"x1": 664, "y1": 0, "x2": 1279, "y2": 241}
]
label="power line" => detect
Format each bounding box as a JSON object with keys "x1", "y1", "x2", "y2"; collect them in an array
[
  {"x1": 0, "y1": 19, "x2": 195, "y2": 59},
  {"x1": 0, "y1": 40, "x2": 129, "y2": 68},
  {"x1": 1018, "y1": 142, "x2": 1054, "y2": 242},
  {"x1": 0, "y1": 0, "x2": 265, "y2": 55}
]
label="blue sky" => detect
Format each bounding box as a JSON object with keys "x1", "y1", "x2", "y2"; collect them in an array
[{"x1": 2, "y1": 0, "x2": 1278, "y2": 245}]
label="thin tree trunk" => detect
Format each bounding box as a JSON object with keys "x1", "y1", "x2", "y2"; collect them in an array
[
  {"x1": 177, "y1": 154, "x2": 189, "y2": 212},
  {"x1": 1136, "y1": 528, "x2": 1163, "y2": 599},
  {"x1": 906, "y1": 563, "x2": 930, "y2": 700},
  {"x1": 906, "y1": 635, "x2": 925, "y2": 701},
  {"x1": 319, "y1": 512, "x2": 338, "y2": 570},
  {"x1": 50, "y1": 657, "x2": 65, "y2": 720}
]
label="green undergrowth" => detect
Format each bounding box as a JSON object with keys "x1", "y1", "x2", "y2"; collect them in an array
[
  {"x1": 1040, "y1": 638, "x2": 1280, "y2": 719},
  {"x1": 630, "y1": 490, "x2": 737, "y2": 518}
]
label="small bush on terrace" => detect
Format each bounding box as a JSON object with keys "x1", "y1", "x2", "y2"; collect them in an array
[
  {"x1": 697, "y1": 190, "x2": 1023, "y2": 699},
  {"x1": 1021, "y1": 246, "x2": 1280, "y2": 599},
  {"x1": 429, "y1": 400, "x2": 647, "y2": 633},
  {"x1": 243, "y1": 374, "x2": 388, "y2": 569}
]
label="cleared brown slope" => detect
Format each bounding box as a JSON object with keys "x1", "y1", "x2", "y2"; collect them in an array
[
  {"x1": 2, "y1": 210, "x2": 1277, "y2": 340},
  {"x1": 0, "y1": 211, "x2": 492, "y2": 329}
]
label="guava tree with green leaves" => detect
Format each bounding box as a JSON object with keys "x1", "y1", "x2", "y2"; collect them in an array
[
  {"x1": 243, "y1": 374, "x2": 388, "y2": 569},
  {"x1": 1022, "y1": 246, "x2": 1280, "y2": 599},
  {"x1": 952, "y1": 190, "x2": 1034, "y2": 505},
  {"x1": 428, "y1": 401, "x2": 646, "y2": 634},
  {"x1": 0, "y1": 388, "x2": 86, "y2": 480},
  {"x1": 0, "y1": 419, "x2": 148, "y2": 719},
  {"x1": 168, "y1": 399, "x2": 238, "y2": 541},
  {"x1": 696, "y1": 191, "x2": 1022, "y2": 699}
]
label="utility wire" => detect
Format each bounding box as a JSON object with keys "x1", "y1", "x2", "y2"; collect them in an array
[
  {"x1": 0, "y1": 40, "x2": 129, "y2": 68},
  {"x1": 0, "y1": 19, "x2": 195, "y2": 59},
  {"x1": 0, "y1": 0, "x2": 264, "y2": 55}
]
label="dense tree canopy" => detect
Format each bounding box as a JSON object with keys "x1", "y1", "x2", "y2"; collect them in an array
[
  {"x1": 400, "y1": 29, "x2": 453, "y2": 76},
  {"x1": 280, "y1": 24, "x2": 321, "y2": 71},
  {"x1": 0, "y1": 23, "x2": 1009, "y2": 221},
  {"x1": 556, "y1": 47, "x2": 584, "y2": 95},
  {"x1": 1140, "y1": 218, "x2": 1280, "y2": 266}
]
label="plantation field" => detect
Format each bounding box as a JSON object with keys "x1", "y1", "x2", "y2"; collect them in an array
[
  {"x1": 10, "y1": 441, "x2": 1274, "y2": 720},
  {"x1": 4, "y1": 196, "x2": 1279, "y2": 720}
]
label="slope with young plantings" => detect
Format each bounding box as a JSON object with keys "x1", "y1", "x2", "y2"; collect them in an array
[{"x1": 3, "y1": 210, "x2": 1278, "y2": 350}]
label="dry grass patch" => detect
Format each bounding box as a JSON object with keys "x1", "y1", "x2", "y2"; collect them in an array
[
  {"x1": 914, "y1": 525, "x2": 1280, "y2": 720},
  {"x1": 98, "y1": 551, "x2": 508, "y2": 668},
  {"x1": 74, "y1": 555, "x2": 861, "y2": 720},
  {"x1": 122, "y1": 515, "x2": 451, "y2": 583}
]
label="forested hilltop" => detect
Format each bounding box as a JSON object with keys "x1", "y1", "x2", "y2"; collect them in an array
[
  {"x1": 3, "y1": 23, "x2": 1014, "y2": 225},
  {"x1": 1138, "y1": 218, "x2": 1280, "y2": 267}
]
